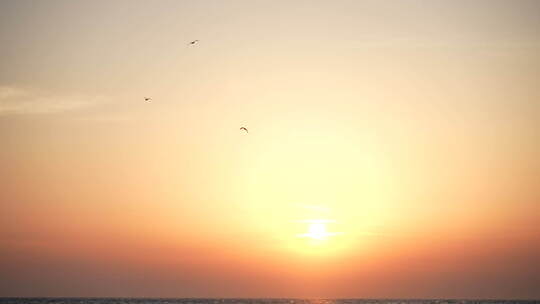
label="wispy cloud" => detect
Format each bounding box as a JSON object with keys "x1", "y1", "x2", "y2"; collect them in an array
[
  {"x1": 348, "y1": 36, "x2": 540, "y2": 52},
  {"x1": 0, "y1": 86, "x2": 108, "y2": 116}
]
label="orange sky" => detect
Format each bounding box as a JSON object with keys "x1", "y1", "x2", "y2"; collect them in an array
[{"x1": 1, "y1": 0, "x2": 539, "y2": 299}]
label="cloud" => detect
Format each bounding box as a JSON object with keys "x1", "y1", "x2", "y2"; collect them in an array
[
  {"x1": 0, "y1": 86, "x2": 108, "y2": 116},
  {"x1": 349, "y1": 36, "x2": 540, "y2": 51}
]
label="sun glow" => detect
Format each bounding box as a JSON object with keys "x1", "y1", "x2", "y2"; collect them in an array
[{"x1": 297, "y1": 219, "x2": 342, "y2": 240}]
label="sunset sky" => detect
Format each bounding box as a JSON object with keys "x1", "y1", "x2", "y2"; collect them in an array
[{"x1": 1, "y1": 0, "x2": 539, "y2": 299}]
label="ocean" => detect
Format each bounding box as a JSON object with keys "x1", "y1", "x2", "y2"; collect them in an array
[{"x1": 0, "y1": 299, "x2": 537, "y2": 304}]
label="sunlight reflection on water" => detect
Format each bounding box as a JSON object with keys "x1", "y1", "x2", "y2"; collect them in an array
[
  {"x1": 0, "y1": 298, "x2": 539, "y2": 304},
  {"x1": 0, "y1": 299, "x2": 536, "y2": 304}
]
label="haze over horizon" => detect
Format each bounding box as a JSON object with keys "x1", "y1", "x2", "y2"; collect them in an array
[{"x1": 1, "y1": 0, "x2": 539, "y2": 299}]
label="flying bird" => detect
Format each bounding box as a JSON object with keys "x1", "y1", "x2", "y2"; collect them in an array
[
  {"x1": 240, "y1": 127, "x2": 248, "y2": 134},
  {"x1": 188, "y1": 40, "x2": 199, "y2": 45},
  {"x1": 144, "y1": 97, "x2": 152, "y2": 102}
]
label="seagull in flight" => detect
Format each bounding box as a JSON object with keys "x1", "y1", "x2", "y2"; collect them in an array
[
  {"x1": 188, "y1": 39, "x2": 199, "y2": 45},
  {"x1": 144, "y1": 97, "x2": 152, "y2": 102},
  {"x1": 240, "y1": 127, "x2": 248, "y2": 134}
]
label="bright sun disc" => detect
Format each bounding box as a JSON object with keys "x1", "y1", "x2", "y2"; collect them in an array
[{"x1": 297, "y1": 219, "x2": 342, "y2": 240}]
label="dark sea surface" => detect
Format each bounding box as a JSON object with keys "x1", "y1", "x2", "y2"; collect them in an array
[{"x1": 0, "y1": 299, "x2": 538, "y2": 304}]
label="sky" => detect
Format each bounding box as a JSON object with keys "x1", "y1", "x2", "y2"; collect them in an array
[{"x1": 1, "y1": 0, "x2": 539, "y2": 299}]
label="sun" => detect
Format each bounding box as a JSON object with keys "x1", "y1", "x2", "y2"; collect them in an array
[
  {"x1": 297, "y1": 219, "x2": 342, "y2": 240},
  {"x1": 306, "y1": 222, "x2": 329, "y2": 240}
]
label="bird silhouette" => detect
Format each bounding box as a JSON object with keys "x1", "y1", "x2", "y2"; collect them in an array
[
  {"x1": 188, "y1": 40, "x2": 199, "y2": 45},
  {"x1": 240, "y1": 127, "x2": 248, "y2": 134},
  {"x1": 144, "y1": 97, "x2": 152, "y2": 102}
]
